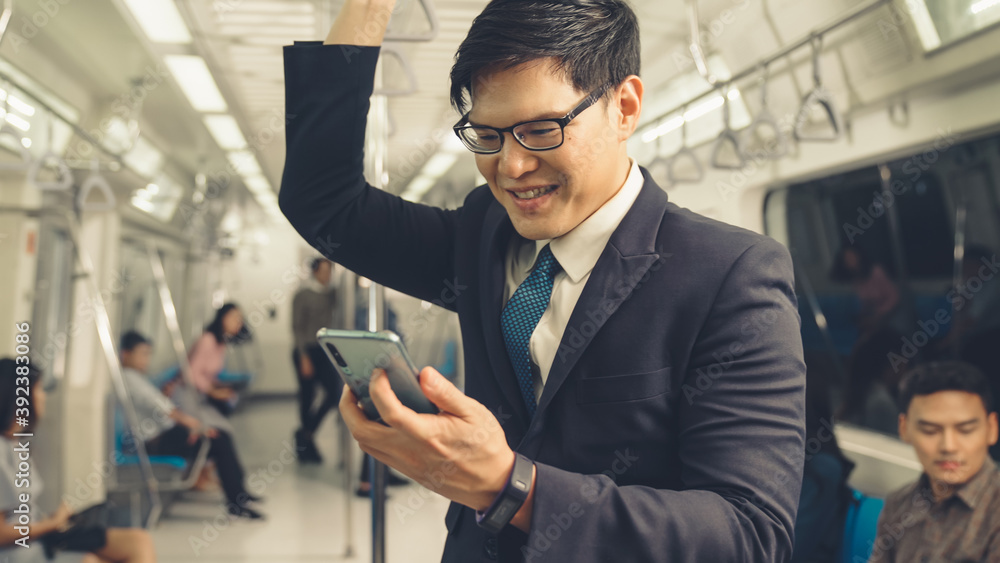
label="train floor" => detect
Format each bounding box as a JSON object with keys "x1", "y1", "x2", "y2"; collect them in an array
[{"x1": 148, "y1": 397, "x2": 449, "y2": 562}]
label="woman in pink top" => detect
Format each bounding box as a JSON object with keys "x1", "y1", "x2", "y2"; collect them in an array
[{"x1": 189, "y1": 303, "x2": 244, "y2": 402}]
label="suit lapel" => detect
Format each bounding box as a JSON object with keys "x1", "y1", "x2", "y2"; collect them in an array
[
  {"x1": 534, "y1": 169, "x2": 670, "y2": 418},
  {"x1": 478, "y1": 199, "x2": 533, "y2": 424}
]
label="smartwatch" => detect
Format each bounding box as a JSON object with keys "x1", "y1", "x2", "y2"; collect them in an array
[{"x1": 476, "y1": 453, "x2": 534, "y2": 534}]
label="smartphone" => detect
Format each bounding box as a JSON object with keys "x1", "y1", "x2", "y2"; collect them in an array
[{"x1": 316, "y1": 328, "x2": 438, "y2": 422}]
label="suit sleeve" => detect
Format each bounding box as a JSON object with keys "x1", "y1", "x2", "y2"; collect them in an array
[
  {"x1": 279, "y1": 43, "x2": 460, "y2": 308},
  {"x1": 526, "y1": 238, "x2": 806, "y2": 563}
]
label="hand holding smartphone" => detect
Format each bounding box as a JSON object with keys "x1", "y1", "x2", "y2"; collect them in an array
[{"x1": 316, "y1": 328, "x2": 438, "y2": 422}]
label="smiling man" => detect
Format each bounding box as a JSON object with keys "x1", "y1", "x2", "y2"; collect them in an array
[
  {"x1": 869, "y1": 362, "x2": 1000, "y2": 562},
  {"x1": 280, "y1": 0, "x2": 806, "y2": 561}
]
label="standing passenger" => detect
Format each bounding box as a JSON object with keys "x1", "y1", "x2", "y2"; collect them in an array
[
  {"x1": 280, "y1": 0, "x2": 807, "y2": 559},
  {"x1": 290, "y1": 257, "x2": 340, "y2": 463},
  {"x1": 869, "y1": 362, "x2": 1000, "y2": 562}
]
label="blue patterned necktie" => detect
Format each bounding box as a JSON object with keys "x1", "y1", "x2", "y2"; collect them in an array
[{"x1": 501, "y1": 244, "x2": 560, "y2": 418}]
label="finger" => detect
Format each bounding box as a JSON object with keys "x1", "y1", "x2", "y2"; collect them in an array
[
  {"x1": 367, "y1": 369, "x2": 424, "y2": 432},
  {"x1": 340, "y1": 382, "x2": 394, "y2": 442},
  {"x1": 419, "y1": 367, "x2": 477, "y2": 418}
]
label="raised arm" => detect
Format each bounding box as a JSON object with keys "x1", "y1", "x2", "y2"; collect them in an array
[{"x1": 280, "y1": 0, "x2": 461, "y2": 307}]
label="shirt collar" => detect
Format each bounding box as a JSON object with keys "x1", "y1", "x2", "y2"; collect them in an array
[
  {"x1": 528, "y1": 158, "x2": 644, "y2": 283},
  {"x1": 917, "y1": 461, "x2": 1000, "y2": 510},
  {"x1": 303, "y1": 277, "x2": 328, "y2": 294}
]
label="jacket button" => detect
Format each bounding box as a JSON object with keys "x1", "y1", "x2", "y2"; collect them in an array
[{"x1": 484, "y1": 537, "x2": 498, "y2": 559}]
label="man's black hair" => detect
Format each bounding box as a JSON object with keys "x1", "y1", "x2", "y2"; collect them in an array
[
  {"x1": 450, "y1": 0, "x2": 641, "y2": 114},
  {"x1": 121, "y1": 330, "x2": 151, "y2": 352},
  {"x1": 897, "y1": 361, "x2": 995, "y2": 414},
  {"x1": 311, "y1": 257, "x2": 331, "y2": 273}
]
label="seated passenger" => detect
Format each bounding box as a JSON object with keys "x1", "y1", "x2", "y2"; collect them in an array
[
  {"x1": 119, "y1": 332, "x2": 264, "y2": 520},
  {"x1": 0, "y1": 359, "x2": 156, "y2": 562},
  {"x1": 792, "y1": 377, "x2": 855, "y2": 562},
  {"x1": 829, "y1": 246, "x2": 901, "y2": 336},
  {"x1": 186, "y1": 304, "x2": 246, "y2": 413},
  {"x1": 838, "y1": 327, "x2": 904, "y2": 435},
  {"x1": 869, "y1": 361, "x2": 1000, "y2": 562}
]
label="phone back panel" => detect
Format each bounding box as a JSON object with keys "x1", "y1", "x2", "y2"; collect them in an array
[{"x1": 316, "y1": 329, "x2": 437, "y2": 420}]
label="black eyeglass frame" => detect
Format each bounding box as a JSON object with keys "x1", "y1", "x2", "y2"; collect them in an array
[{"x1": 452, "y1": 84, "x2": 611, "y2": 154}]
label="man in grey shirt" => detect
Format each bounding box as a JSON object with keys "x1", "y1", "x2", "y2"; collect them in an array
[
  {"x1": 291, "y1": 258, "x2": 339, "y2": 463},
  {"x1": 119, "y1": 332, "x2": 263, "y2": 519}
]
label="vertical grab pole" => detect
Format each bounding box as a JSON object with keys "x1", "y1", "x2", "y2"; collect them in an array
[
  {"x1": 342, "y1": 270, "x2": 356, "y2": 559},
  {"x1": 64, "y1": 213, "x2": 162, "y2": 528},
  {"x1": 950, "y1": 185, "x2": 968, "y2": 358},
  {"x1": 367, "y1": 53, "x2": 389, "y2": 563},
  {"x1": 145, "y1": 244, "x2": 204, "y2": 414}
]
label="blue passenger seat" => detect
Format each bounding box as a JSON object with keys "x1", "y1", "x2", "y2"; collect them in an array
[{"x1": 839, "y1": 489, "x2": 884, "y2": 563}]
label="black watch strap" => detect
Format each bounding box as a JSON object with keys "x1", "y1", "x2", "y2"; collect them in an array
[{"x1": 476, "y1": 453, "x2": 533, "y2": 534}]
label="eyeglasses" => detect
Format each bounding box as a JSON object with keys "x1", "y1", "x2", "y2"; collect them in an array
[{"x1": 452, "y1": 85, "x2": 610, "y2": 154}]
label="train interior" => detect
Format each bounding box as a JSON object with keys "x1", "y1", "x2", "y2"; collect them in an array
[{"x1": 1, "y1": 0, "x2": 999, "y2": 561}]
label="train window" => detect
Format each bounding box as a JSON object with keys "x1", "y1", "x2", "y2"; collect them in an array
[
  {"x1": 913, "y1": 0, "x2": 1000, "y2": 52},
  {"x1": 767, "y1": 132, "x2": 1000, "y2": 444}
]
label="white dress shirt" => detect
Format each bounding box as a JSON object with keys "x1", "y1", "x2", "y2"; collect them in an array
[{"x1": 503, "y1": 158, "x2": 645, "y2": 401}]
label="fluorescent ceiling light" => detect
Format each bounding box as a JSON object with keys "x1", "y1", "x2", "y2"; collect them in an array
[
  {"x1": 21, "y1": 138, "x2": 30, "y2": 148},
  {"x1": 641, "y1": 89, "x2": 741, "y2": 143},
  {"x1": 131, "y1": 196, "x2": 156, "y2": 212},
  {"x1": 228, "y1": 150, "x2": 263, "y2": 176},
  {"x1": 0, "y1": 91, "x2": 35, "y2": 116},
  {"x1": 972, "y1": 0, "x2": 1000, "y2": 14},
  {"x1": 122, "y1": 0, "x2": 192, "y2": 44},
  {"x1": 422, "y1": 153, "x2": 458, "y2": 177},
  {"x1": 204, "y1": 114, "x2": 248, "y2": 150},
  {"x1": 401, "y1": 176, "x2": 436, "y2": 202},
  {"x1": 164, "y1": 55, "x2": 228, "y2": 112},
  {"x1": 244, "y1": 175, "x2": 272, "y2": 194},
  {"x1": 124, "y1": 136, "x2": 165, "y2": 178},
  {"x1": 1, "y1": 111, "x2": 30, "y2": 132}
]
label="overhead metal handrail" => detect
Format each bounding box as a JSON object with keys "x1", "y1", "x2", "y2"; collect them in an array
[
  {"x1": 667, "y1": 106, "x2": 704, "y2": 185},
  {"x1": 0, "y1": 0, "x2": 11, "y2": 49},
  {"x1": 64, "y1": 211, "x2": 162, "y2": 528},
  {"x1": 77, "y1": 159, "x2": 116, "y2": 212},
  {"x1": 646, "y1": 117, "x2": 672, "y2": 182},
  {"x1": 743, "y1": 63, "x2": 788, "y2": 159},
  {"x1": 686, "y1": 0, "x2": 719, "y2": 87},
  {"x1": 793, "y1": 35, "x2": 841, "y2": 142},
  {"x1": 374, "y1": 45, "x2": 419, "y2": 97},
  {"x1": 637, "y1": 0, "x2": 891, "y2": 140},
  {"x1": 383, "y1": 0, "x2": 439, "y2": 42},
  {"x1": 710, "y1": 84, "x2": 746, "y2": 170},
  {"x1": 29, "y1": 118, "x2": 73, "y2": 191}
]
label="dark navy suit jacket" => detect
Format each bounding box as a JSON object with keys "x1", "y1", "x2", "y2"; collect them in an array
[{"x1": 280, "y1": 43, "x2": 807, "y2": 563}]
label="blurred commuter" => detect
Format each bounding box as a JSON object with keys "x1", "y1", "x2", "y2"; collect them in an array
[
  {"x1": 830, "y1": 246, "x2": 902, "y2": 336},
  {"x1": 291, "y1": 257, "x2": 339, "y2": 463},
  {"x1": 838, "y1": 327, "x2": 904, "y2": 435},
  {"x1": 793, "y1": 377, "x2": 855, "y2": 562},
  {"x1": 0, "y1": 359, "x2": 156, "y2": 562},
  {"x1": 869, "y1": 362, "x2": 1000, "y2": 562},
  {"x1": 188, "y1": 303, "x2": 245, "y2": 414},
  {"x1": 119, "y1": 332, "x2": 263, "y2": 520}
]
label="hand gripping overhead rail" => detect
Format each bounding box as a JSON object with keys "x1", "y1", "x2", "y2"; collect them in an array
[{"x1": 641, "y1": 0, "x2": 893, "y2": 163}]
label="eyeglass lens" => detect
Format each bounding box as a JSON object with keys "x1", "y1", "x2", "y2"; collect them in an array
[{"x1": 460, "y1": 120, "x2": 563, "y2": 153}]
